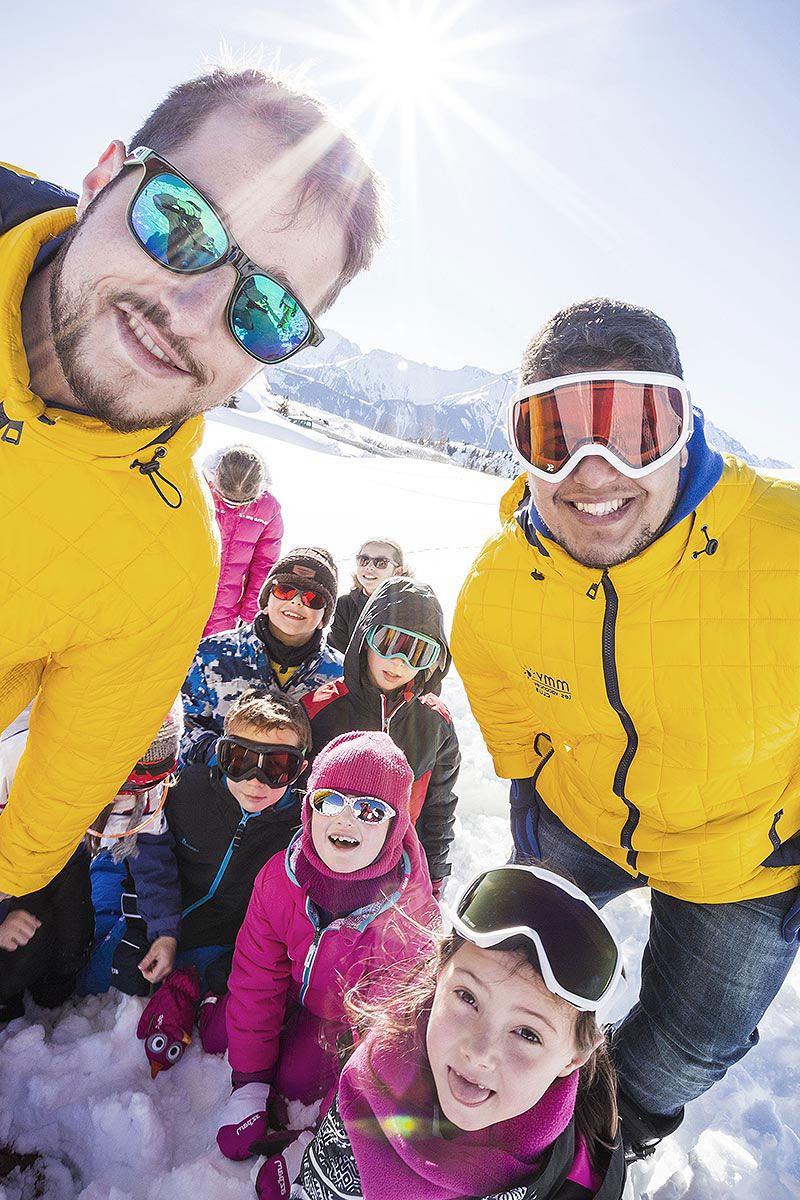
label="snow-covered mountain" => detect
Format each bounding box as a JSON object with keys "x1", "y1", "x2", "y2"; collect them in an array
[{"x1": 268, "y1": 331, "x2": 792, "y2": 469}]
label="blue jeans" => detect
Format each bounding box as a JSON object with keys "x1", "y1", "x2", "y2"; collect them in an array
[{"x1": 517, "y1": 798, "x2": 799, "y2": 1118}]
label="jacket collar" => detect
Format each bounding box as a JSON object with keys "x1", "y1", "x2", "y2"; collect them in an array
[
  {"x1": 505, "y1": 456, "x2": 765, "y2": 593},
  {"x1": 0, "y1": 208, "x2": 204, "y2": 465}
]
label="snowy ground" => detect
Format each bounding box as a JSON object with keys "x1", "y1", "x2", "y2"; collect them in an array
[{"x1": 2, "y1": 392, "x2": 799, "y2": 1200}]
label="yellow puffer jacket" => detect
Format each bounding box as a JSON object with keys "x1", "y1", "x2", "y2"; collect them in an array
[
  {"x1": 0, "y1": 202, "x2": 219, "y2": 896},
  {"x1": 452, "y1": 463, "x2": 800, "y2": 903}
]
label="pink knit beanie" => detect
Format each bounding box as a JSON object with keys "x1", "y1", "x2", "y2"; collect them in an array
[{"x1": 300, "y1": 732, "x2": 414, "y2": 892}]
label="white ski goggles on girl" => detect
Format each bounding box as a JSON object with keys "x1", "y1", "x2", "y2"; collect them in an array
[
  {"x1": 507, "y1": 371, "x2": 692, "y2": 483},
  {"x1": 308, "y1": 788, "x2": 396, "y2": 824},
  {"x1": 450, "y1": 864, "x2": 625, "y2": 1013}
]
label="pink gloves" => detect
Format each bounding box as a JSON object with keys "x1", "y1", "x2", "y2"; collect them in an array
[
  {"x1": 216, "y1": 1082, "x2": 270, "y2": 1160},
  {"x1": 253, "y1": 1131, "x2": 315, "y2": 1199}
]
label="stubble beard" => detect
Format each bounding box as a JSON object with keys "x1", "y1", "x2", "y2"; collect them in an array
[{"x1": 48, "y1": 228, "x2": 210, "y2": 434}]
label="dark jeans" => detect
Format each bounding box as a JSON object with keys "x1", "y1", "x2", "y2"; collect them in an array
[{"x1": 515, "y1": 798, "x2": 799, "y2": 1118}]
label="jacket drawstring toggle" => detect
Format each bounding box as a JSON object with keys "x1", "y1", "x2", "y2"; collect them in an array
[
  {"x1": 691, "y1": 524, "x2": 719, "y2": 559},
  {"x1": 130, "y1": 445, "x2": 183, "y2": 509},
  {"x1": 0, "y1": 401, "x2": 23, "y2": 444}
]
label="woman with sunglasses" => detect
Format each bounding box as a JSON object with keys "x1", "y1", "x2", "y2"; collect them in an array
[
  {"x1": 202, "y1": 445, "x2": 284, "y2": 637},
  {"x1": 328, "y1": 537, "x2": 408, "y2": 655},
  {"x1": 305, "y1": 576, "x2": 460, "y2": 895},
  {"x1": 182, "y1": 548, "x2": 343, "y2": 766},
  {"x1": 255, "y1": 865, "x2": 626, "y2": 1200},
  {"x1": 216, "y1": 731, "x2": 439, "y2": 1165}
]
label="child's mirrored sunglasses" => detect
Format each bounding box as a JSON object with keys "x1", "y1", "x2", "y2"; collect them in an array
[
  {"x1": 217, "y1": 736, "x2": 306, "y2": 788},
  {"x1": 308, "y1": 788, "x2": 396, "y2": 824},
  {"x1": 366, "y1": 624, "x2": 441, "y2": 671},
  {"x1": 356, "y1": 554, "x2": 396, "y2": 570},
  {"x1": 269, "y1": 581, "x2": 326, "y2": 610},
  {"x1": 122, "y1": 147, "x2": 324, "y2": 365},
  {"x1": 450, "y1": 864, "x2": 625, "y2": 1012}
]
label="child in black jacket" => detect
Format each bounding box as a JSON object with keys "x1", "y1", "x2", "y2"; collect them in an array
[
  {"x1": 86, "y1": 690, "x2": 309, "y2": 1007},
  {"x1": 304, "y1": 577, "x2": 459, "y2": 893}
]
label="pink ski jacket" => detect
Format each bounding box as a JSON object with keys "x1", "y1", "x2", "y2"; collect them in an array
[
  {"x1": 203, "y1": 484, "x2": 284, "y2": 636},
  {"x1": 226, "y1": 831, "x2": 439, "y2": 1079}
]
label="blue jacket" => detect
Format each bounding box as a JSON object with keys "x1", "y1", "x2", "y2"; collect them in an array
[{"x1": 181, "y1": 618, "x2": 343, "y2": 764}]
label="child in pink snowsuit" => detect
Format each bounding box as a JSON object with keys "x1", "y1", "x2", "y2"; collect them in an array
[
  {"x1": 204, "y1": 445, "x2": 284, "y2": 637},
  {"x1": 216, "y1": 730, "x2": 439, "y2": 1161}
]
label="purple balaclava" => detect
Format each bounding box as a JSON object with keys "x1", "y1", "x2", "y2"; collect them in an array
[{"x1": 295, "y1": 731, "x2": 413, "y2": 914}]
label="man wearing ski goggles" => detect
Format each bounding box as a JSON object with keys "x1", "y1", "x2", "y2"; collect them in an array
[
  {"x1": 506, "y1": 370, "x2": 693, "y2": 570},
  {"x1": 453, "y1": 297, "x2": 800, "y2": 1162}
]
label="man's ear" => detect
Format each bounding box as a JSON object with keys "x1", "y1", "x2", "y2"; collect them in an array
[{"x1": 76, "y1": 140, "x2": 127, "y2": 219}]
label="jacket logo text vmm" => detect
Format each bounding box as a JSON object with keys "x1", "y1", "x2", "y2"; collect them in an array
[{"x1": 524, "y1": 667, "x2": 572, "y2": 701}]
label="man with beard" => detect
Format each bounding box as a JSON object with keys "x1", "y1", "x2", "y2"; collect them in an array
[
  {"x1": 0, "y1": 67, "x2": 385, "y2": 901},
  {"x1": 452, "y1": 298, "x2": 800, "y2": 1161}
]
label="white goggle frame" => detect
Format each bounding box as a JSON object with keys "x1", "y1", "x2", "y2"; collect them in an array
[{"x1": 506, "y1": 371, "x2": 693, "y2": 483}]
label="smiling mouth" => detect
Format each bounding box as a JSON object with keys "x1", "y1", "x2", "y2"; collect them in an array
[
  {"x1": 447, "y1": 1067, "x2": 494, "y2": 1106},
  {"x1": 564, "y1": 496, "x2": 636, "y2": 517},
  {"x1": 328, "y1": 833, "x2": 360, "y2": 849},
  {"x1": 280, "y1": 609, "x2": 307, "y2": 621},
  {"x1": 115, "y1": 305, "x2": 189, "y2": 377}
]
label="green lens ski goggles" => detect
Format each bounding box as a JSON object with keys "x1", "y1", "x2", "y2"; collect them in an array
[
  {"x1": 365, "y1": 624, "x2": 442, "y2": 671},
  {"x1": 122, "y1": 147, "x2": 324, "y2": 365}
]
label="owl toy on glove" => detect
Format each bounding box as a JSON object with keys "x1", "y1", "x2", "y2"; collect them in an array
[{"x1": 137, "y1": 965, "x2": 200, "y2": 1077}]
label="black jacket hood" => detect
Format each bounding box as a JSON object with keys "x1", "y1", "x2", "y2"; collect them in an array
[{"x1": 344, "y1": 576, "x2": 451, "y2": 698}]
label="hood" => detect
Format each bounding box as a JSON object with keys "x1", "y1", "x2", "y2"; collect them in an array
[
  {"x1": 344, "y1": 576, "x2": 451, "y2": 699},
  {"x1": 0, "y1": 166, "x2": 205, "y2": 473}
]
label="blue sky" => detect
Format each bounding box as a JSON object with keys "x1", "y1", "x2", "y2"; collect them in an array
[{"x1": 4, "y1": 0, "x2": 799, "y2": 460}]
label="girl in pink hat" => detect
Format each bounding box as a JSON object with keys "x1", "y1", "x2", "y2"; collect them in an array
[{"x1": 216, "y1": 730, "x2": 439, "y2": 1163}]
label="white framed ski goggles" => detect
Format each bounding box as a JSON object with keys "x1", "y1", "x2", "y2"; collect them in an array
[
  {"x1": 449, "y1": 864, "x2": 625, "y2": 1013},
  {"x1": 366, "y1": 624, "x2": 441, "y2": 671},
  {"x1": 507, "y1": 371, "x2": 693, "y2": 483},
  {"x1": 308, "y1": 788, "x2": 396, "y2": 824}
]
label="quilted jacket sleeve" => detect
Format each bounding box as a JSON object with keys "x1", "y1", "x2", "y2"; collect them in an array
[
  {"x1": 240, "y1": 497, "x2": 284, "y2": 624},
  {"x1": 226, "y1": 860, "x2": 293, "y2": 1079},
  {"x1": 0, "y1": 604, "x2": 208, "y2": 897},
  {"x1": 451, "y1": 580, "x2": 539, "y2": 780}
]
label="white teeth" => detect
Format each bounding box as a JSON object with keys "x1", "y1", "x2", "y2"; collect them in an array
[
  {"x1": 125, "y1": 314, "x2": 177, "y2": 367},
  {"x1": 331, "y1": 835, "x2": 358, "y2": 847},
  {"x1": 573, "y1": 498, "x2": 628, "y2": 515}
]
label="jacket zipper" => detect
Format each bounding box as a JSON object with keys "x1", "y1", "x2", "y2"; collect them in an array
[
  {"x1": 768, "y1": 809, "x2": 784, "y2": 850},
  {"x1": 380, "y1": 691, "x2": 408, "y2": 734},
  {"x1": 599, "y1": 572, "x2": 647, "y2": 882},
  {"x1": 299, "y1": 910, "x2": 326, "y2": 1004},
  {"x1": 181, "y1": 810, "x2": 253, "y2": 918}
]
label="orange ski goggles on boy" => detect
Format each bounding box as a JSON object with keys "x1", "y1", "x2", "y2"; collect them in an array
[{"x1": 507, "y1": 371, "x2": 692, "y2": 483}]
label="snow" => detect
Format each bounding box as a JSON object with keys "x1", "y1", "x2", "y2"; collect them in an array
[{"x1": 2, "y1": 392, "x2": 798, "y2": 1200}]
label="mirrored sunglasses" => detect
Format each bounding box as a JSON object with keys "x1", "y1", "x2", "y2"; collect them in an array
[
  {"x1": 217, "y1": 736, "x2": 306, "y2": 788},
  {"x1": 308, "y1": 788, "x2": 396, "y2": 824},
  {"x1": 507, "y1": 371, "x2": 692, "y2": 483},
  {"x1": 269, "y1": 581, "x2": 326, "y2": 610},
  {"x1": 123, "y1": 147, "x2": 324, "y2": 365},
  {"x1": 366, "y1": 624, "x2": 441, "y2": 671}
]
